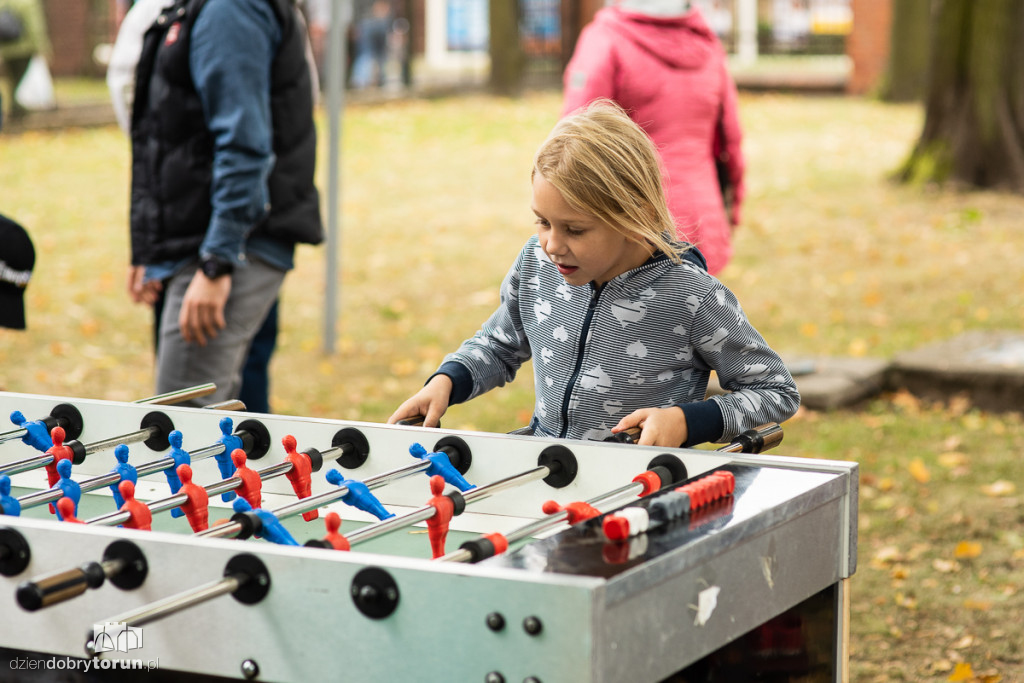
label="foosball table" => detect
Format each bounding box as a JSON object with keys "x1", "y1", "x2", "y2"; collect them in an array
[{"x1": 0, "y1": 389, "x2": 857, "y2": 682}]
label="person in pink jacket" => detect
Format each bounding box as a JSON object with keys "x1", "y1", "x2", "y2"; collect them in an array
[{"x1": 562, "y1": 0, "x2": 744, "y2": 275}]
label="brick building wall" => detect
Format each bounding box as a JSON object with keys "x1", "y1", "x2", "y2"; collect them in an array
[
  {"x1": 846, "y1": 0, "x2": 891, "y2": 95},
  {"x1": 41, "y1": 0, "x2": 117, "y2": 77}
]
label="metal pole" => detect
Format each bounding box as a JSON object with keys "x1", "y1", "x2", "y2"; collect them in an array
[
  {"x1": 323, "y1": 0, "x2": 350, "y2": 353},
  {"x1": 101, "y1": 575, "x2": 242, "y2": 629},
  {"x1": 133, "y1": 383, "x2": 217, "y2": 405}
]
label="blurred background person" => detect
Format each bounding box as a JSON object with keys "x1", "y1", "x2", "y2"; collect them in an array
[
  {"x1": 302, "y1": 0, "x2": 330, "y2": 84},
  {"x1": 126, "y1": 0, "x2": 323, "y2": 408},
  {"x1": 561, "y1": 0, "x2": 744, "y2": 276},
  {"x1": 0, "y1": 0, "x2": 50, "y2": 120},
  {"x1": 350, "y1": 0, "x2": 392, "y2": 89}
]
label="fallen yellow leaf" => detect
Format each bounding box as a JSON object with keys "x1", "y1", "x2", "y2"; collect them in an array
[
  {"x1": 948, "y1": 662, "x2": 973, "y2": 682},
  {"x1": 938, "y1": 451, "x2": 967, "y2": 468},
  {"x1": 981, "y1": 480, "x2": 1016, "y2": 497},
  {"x1": 954, "y1": 541, "x2": 983, "y2": 559},
  {"x1": 963, "y1": 598, "x2": 992, "y2": 611},
  {"x1": 908, "y1": 458, "x2": 931, "y2": 484}
]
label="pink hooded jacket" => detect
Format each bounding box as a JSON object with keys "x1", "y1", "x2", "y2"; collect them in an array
[{"x1": 562, "y1": 6, "x2": 744, "y2": 275}]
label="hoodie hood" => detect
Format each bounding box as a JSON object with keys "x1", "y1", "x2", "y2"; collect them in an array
[{"x1": 595, "y1": 6, "x2": 719, "y2": 70}]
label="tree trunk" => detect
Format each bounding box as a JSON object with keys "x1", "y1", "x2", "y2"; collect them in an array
[
  {"x1": 489, "y1": 0, "x2": 524, "y2": 96},
  {"x1": 880, "y1": 0, "x2": 931, "y2": 102},
  {"x1": 898, "y1": 0, "x2": 1024, "y2": 191}
]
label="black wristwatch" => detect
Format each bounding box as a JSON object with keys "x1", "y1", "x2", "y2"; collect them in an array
[{"x1": 199, "y1": 255, "x2": 234, "y2": 280}]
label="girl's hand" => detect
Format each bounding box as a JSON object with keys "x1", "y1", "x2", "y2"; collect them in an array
[
  {"x1": 387, "y1": 374, "x2": 453, "y2": 428},
  {"x1": 612, "y1": 407, "x2": 688, "y2": 448}
]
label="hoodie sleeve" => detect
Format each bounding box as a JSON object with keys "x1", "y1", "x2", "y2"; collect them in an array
[
  {"x1": 717, "y1": 58, "x2": 745, "y2": 226},
  {"x1": 561, "y1": 23, "x2": 619, "y2": 116},
  {"x1": 690, "y1": 281, "x2": 800, "y2": 443},
  {"x1": 438, "y1": 245, "x2": 533, "y2": 401}
]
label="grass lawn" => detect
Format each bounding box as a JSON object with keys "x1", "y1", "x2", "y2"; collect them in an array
[{"x1": 1, "y1": 90, "x2": 1022, "y2": 681}]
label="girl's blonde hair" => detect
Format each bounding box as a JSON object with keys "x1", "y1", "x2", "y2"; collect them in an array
[{"x1": 533, "y1": 100, "x2": 688, "y2": 263}]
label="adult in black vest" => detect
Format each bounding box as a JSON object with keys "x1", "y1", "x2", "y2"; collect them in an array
[{"x1": 126, "y1": 0, "x2": 322, "y2": 406}]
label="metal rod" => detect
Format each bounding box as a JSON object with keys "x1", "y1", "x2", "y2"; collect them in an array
[
  {"x1": 86, "y1": 455, "x2": 289, "y2": 527},
  {"x1": 0, "y1": 385, "x2": 214, "y2": 445},
  {"x1": 2, "y1": 423, "x2": 163, "y2": 477},
  {"x1": 135, "y1": 443, "x2": 224, "y2": 478},
  {"x1": 0, "y1": 453, "x2": 56, "y2": 477},
  {"x1": 346, "y1": 466, "x2": 551, "y2": 548},
  {"x1": 344, "y1": 505, "x2": 435, "y2": 545},
  {"x1": 133, "y1": 383, "x2": 217, "y2": 405},
  {"x1": 201, "y1": 401, "x2": 245, "y2": 411},
  {"x1": 79, "y1": 426, "x2": 158, "y2": 457},
  {"x1": 0, "y1": 427, "x2": 29, "y2": 445},
  {"x1": 103, "y1": 574, "x2": 241, "y2": 629},
  {"x1": 198, "y1": 456, "x2": 433, "y2": 539},
  {"x1": 17, "y1": 442, "x2": 228, "y2": 511},
  {"x1": 438, "y1": 427, "x2": 783, "y2": 564},
  {"x1": 438, "y1": 479, "x2": 645, "y2": 563}
]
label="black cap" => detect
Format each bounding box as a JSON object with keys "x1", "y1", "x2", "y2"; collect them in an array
[{"x1": 0, "y1": 214, "x2": 34, "y2": 330}]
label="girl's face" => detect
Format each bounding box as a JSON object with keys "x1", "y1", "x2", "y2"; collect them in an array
[{"x1": 532, "y1": 174, "x2": 651, "y2": 288}]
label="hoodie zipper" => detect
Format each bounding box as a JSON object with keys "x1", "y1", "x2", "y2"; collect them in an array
[{"x1": 558, "y1": 283, "x2": 603, "y2": 439}]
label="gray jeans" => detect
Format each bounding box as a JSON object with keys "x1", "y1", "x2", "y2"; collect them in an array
[{"x1": 156, "y1": 258, "x2": 285, "y2": 406}]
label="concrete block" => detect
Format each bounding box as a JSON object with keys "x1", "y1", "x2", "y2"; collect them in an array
[
  {"x1": 889, "y1": 331, "x2": 1024, "y2": 412},
  {"x1": 707, "y1": 355, "x2": 889, "y2": 411}
]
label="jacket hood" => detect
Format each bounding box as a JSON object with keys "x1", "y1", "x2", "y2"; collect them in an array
[{"x1": 595, "y1": 6, "x2": 719, "y2": 70}]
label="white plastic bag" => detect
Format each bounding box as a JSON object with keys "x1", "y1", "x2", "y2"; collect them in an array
[
  {"x1": 106, "y1": 0, "x2": 171, "y2": 133},
  {"x1": 14, "y1": 54, "x2": 55, "y2": 111}
]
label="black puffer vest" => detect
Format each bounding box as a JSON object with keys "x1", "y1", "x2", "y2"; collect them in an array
[{"x1": 130, "y1": 0, "x2": 322, "y2": 265}]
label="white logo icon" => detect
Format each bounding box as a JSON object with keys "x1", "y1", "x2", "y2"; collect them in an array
[{"x1": 92, "y1": 622, "x2": 143, "y2": 653}]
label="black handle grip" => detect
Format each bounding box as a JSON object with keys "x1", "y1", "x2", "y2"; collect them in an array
[
  {"x1": 16, "y1": 561, "x2": 107, "y2": 611},
  {"x1": 396, "y1": 415, "x2": 436, "y2": 427},
  {"x1": 718, "y1": 423, "x2": 784, "y2": 454}
]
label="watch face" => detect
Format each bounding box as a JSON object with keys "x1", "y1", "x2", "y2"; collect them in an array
[{"x1": 202, "y1": 257, "x2": 232, "y2": 279}]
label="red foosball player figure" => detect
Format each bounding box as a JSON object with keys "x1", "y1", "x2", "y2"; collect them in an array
[
  {"x1": 56, "y1": 497, "x2": 84, "y2": 524},
  {"x1": 118, "y1": 480, "x2": 152, "y2": 531},
  {"x1": 426, "y1": 475, "x2": 454, "y2": 559},
  {"x1": 541, "y1": 499, "x2": 602, "y2": 524},
  {"x1": 43, "y1": 426, "x2": 75, "y2": 512},
  {"x1": 231, "y1": 449, "x2": 262, "y2": 509},
  {"x1": 282, "y1": 435, "x2": 316, "y2": 521},
  {"x1": 321, "y1": 512, "x2": 350, "y2": 551},
  {"x1": 177, "y1": 464, "x2": 210, "y2": 532}
]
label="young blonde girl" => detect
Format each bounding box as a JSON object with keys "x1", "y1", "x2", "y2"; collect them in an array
[{"x1": 390, "y1": 101, "x2": 798, "y2": 448}]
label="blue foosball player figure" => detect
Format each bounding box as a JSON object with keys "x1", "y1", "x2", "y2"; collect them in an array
[
  {"x1": 0, "y1": 475, "x2": 21, "y2": 517},
  {"x1": 409, "y1": 443, "x2": 475, "y2": 491},
  {"x1": 163, "y1": 430, "x2": 191, "y2": 517},
  {"x1": 214, "y1": 417, "x2": 241, "y2": 502},
  {"x1": 325, "y1": 468, "x2": 394, "y2": 520},
  {"x1": 108, "y1": 444, "x2": 138, "y2": 509},
  {"x1": 232, "y1": 497, "x2": 298, "y2": 546},
  {"x1": 50, "y1": 459, "x2": 81, "y2": 522},
  {"x1": 8, "y1": 410, "x2": 53, "y2": 452}
]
